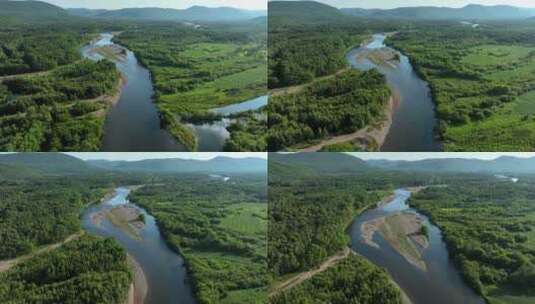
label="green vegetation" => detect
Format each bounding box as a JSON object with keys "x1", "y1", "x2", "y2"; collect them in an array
[
  {"x1": 224, "y1": 110, "x2": 267, "y2": 151},
  {"x1": 271, "y1": 254, "x2": 402, "y2": 304},
  {"x1": 267, "y1": 69, "x2": 390, "y2": 151},
  {"x1": 114, "y1": 22, "x2": 267, "y2": 151},
  {"x1": 0, "y1": 59, "x2": 119, "y2": 151},
  {"x1": 0, "y1": 176, "x2": 109, "y2": 259},
  {"x1": 387, "y1": 23, "x2": 535, "y2": 151},
  {"x1": 0, "y1": 235, "x2": 132, "y2": 304},
  {"x1": 129, "y1": 175, "x2": 267, "y2": 304},
  {"x1": 410, "y1": 178, "x2": 535, "y2": 303},
  {"x1": 267, "y1": 153, "x2": 435, "y2": 303}
]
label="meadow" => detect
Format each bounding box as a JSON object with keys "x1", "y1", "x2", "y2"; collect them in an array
[
  {"x1": 387, "y1": 22, "x2": 535, "y2": 151},
  {"x1": 115, "y1": 22, "x2": 267, "y2": 151},
  {"x1": 129, "y1": 174, "x2": 267, "y2": 304}
]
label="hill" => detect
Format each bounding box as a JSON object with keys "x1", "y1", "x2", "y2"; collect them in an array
[
  {"x1": 0, "y1": 153, "x2": 94, "y2": 174},
  {"x1": 268, "y1": 1, "x2": 348, "y2": 23},
  {"x1": 67, "y1": 6, "x2": 266, "y2": 22},
  {"x1": 87, "y1": 156, "x2": 266, "y2": 174},
  {"x1": 341, "y1": 4, "x2": 535, "y2": 20},
  {"x1": 0, "y1": 0, "x2": 76, "y2": 24},
  {"x1": 269, "y1": 153, "x2": 369, "y2": 175},
  {"x1": 367, "y1": 156, "x2": 535, "y2": 174}
]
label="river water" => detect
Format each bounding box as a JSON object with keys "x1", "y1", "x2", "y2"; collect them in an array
[
  {"x1": 349, "y1": 189, "x2": 484, "y2": 304},
  {"x1": 81, "y1": 33, "x2": 267, "y2": 152},
  {"x1": 81, "y1": 33, "x2": 186, "y2": 152},
  {"x1": 347, "y1": 34, "x2": 442, "y2": 152},
  {"x1": 81, "y1": 187, "x2": 196, "y2": 304},
  {"x1": 188, "y1": 95, "x2": 268, "y2": 151}
]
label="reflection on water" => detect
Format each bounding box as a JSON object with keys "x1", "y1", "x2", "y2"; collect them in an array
[
  {"x1": 81, "y1": 187, "x2": 196, "y2": 304},
  {"x1": 347, "y1": 34, "x2": 442, "y2": 151},
  {"x1": 350, "y1": 189, "x2": 484, "y2": 304}
]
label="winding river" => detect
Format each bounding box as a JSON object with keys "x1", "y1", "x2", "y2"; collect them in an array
[
  {"x1": 81, "y1": 33, "x2": 267, "y2": 152},
  {"x1": 81, "y1": 187, "x2": 196, "y2": 304},
  {"x1": 349, "y1": 189, "x2": 484, "y2": 304},
  {"x1": 347, "y1": 34, "x2": 442, "y2": 151}
]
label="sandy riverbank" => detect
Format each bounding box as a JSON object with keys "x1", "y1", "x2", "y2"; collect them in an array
[
  {"x1": 126, "y1": 255, "x2": 148, "y2": 304},
  {"x1": 90, "y1": 204, "x2": 145, "y2": 239},
  {"x1": 361, "y1": 212, "x2": 429, "y2": 271},
  {"x1": 299, "y1": 93, "x2": 399, "y2": 152}
]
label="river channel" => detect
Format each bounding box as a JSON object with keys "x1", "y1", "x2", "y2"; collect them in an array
[
  {"x1": 349, "y1": 188, "x2": 484, "y2": 304},
  {"x1": 347, "y1": 34, "x2": 442, "y2": 151},
  {"x1": 81, "y1": 187, "x2": 196, "y2": 304},
  {"x1": 81, "y1": 33, "x2": 267, "y2": 152}
]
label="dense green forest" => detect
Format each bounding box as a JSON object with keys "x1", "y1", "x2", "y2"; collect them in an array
[
  {"x1": 410, "y1": 177, "x2": 535, "y2": 303},
  {"x1": 0, "y1": 59, "x2": 119, "y2": 151},
  {"x1": 129, "y1": 174, "x2": 267, "y2": 304},
  {"x1": 115, "y1": 22, "x2": 267, "y2": 151},
  {"x1": 0, "y1": 235, "x2": 132, "y2": 304},
  {"x1": 271, "y1": 254, "x2": 402, "y2": 304},
  {"x1": 268, "y1": 1, "x2": 401, "y2": 89},
  {"x1": 0, "y1": 176, "x2": 109, "y2": 259},
  {"x1": 0, "y1": 23, "x2": 123, "y2": 151},
  {"x1": 387, "y1": 22, "x2": 535, "y2": 151},
  {"x1": 268, "y1": 70, "x2": 390, "y2": 151},
  {"x1": 224, "y1": 109, "x2": 267, "y2": 151}
]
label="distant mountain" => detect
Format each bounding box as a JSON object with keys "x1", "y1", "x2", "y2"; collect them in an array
[
  {"x1": 87, "y1": 156, "x2": 266, "y2": 174},
  {"x1": 0, "y1": 0, "x2": 74, "y2": 23},
  {"x1": 0, "y1": 153, "x2": 93, "y2": 175},
  {"x1": 67, "y1": 6, "x2": 266, "y2": 22},
  {"x1": 269, "y1": 153, "x2": 369, "y2": 175},
  {"x1": 341, "y1": 4, "x2": 535, "y2": 20},
  {"x1": 268, "y1": 1, "x2": 348, "y2": 23},
  {"x1": 367, "y1": 156, "x2": 535, "y2": 174}
]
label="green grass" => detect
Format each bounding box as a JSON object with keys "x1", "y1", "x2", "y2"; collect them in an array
[
  {"x1": 513, "y1": 91, "x2": 535, "y2": 115},
  {"x1": 462, "y1": 45, "x2": 533, "y2": 68},
  {"x1": 220, "y1": 203, "x2": 267, "y2": 235}
]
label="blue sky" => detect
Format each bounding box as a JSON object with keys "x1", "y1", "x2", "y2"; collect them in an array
[
  {"x1": 66, "y1": 152, "x2": 267, "y2": 161},
  {"x1": 42, "y1": 0, "x2": 266, "y2": 10},
  {"x1": 272, "y1": 0, "x2": 535, "y2": 8}
]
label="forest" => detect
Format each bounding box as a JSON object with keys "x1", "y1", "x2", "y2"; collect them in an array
[
  {"x1": 268, "y1": 155, "x2": 434, "y2": 303},
  {"x1": 410, "y1": 177, "x2": 535, "y2": 303},
  {"x1": 387, "y1": 21, "x2": 535, "y2": 151},
  {"x1": 129, "y1": 174, "x2": 267, "y2": 304},
  {"x1": 267, "y1": 69, "x2": 390, "y2": 151},
  {"x1": 0, "y1": 235, "x2": 132, "y2": 304},
  {"x1": 114, "y1": 21, "x2": 267, "y2": 151},
  {"x1": 0, "y1": 23, "x2": 122, "y2": 152},
  {"x1": 0, "y1": 163, "x2": 151, "y2": 303}
]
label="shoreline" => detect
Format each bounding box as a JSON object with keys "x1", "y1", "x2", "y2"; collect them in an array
[
  {"x1": 298, "y1": 93, "x2": 399, "y2": 152},
  {"x1": 126, "y1": 254, "x2": 148, "y2": 304}
]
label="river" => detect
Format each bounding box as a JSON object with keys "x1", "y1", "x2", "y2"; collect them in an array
[
  {"x1": 347, "y1": 34, "x2": 442, "y2": 151},
  {"x1": 349, "y1": 189, "x2": 484, "y2": 304},
  {"x1": 81, "y1": 187, "x2": 196, "y2": 304},
  {"x1": 81, "y1": 33, "x2": 267, "y2": 152}
]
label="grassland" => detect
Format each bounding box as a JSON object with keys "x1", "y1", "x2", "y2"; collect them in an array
[
  {"x1": 129, "y1": 175, "x2": 267, "y2": 304},
  {"x1": 388, "y1": 24, "x2": 535, "y2": 151},
  {"x1": 115, "y1": 22, "x2": 267, "y2": 151}
]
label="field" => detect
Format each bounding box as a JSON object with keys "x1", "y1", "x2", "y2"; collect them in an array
[
  {"x1": 410, "y1": 177, "x2": 535, "y2": 303},
  {"x1": 388, "y1": 23, "x2": 535, "y2": 151},
  {"x1": 115, "y1": 22, "x2": 267, "y2": 151},
  {"x1": 129, "y1": 175, "x2": 267, "y2": 304}
]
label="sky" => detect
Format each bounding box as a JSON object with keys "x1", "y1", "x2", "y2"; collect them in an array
[
  {"x1": 273, "y1": 0, "x2": 535, "y2": 9},
  {"x1": 65, "y1": 152, "x2": 267, "y2": 161},
  {"x1": 40, "y1": 0, "x2": 267, "y2": 10},
  {"x1": 348, "y1": 152, "x2": 535, "y2": 161}
]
